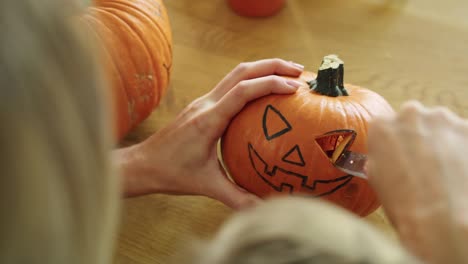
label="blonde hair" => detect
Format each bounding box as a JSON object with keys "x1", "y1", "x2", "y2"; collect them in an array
[
  {"x1": 0, "y1": 0, "x2": 119, "y2": 263},
  {"x1": 190, "y1": 197, "x2": 420, "y2": 264}
]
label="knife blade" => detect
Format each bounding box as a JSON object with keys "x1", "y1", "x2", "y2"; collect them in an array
[{"x1": 333, "y1": 150, "x2": 368, "y2": 180}]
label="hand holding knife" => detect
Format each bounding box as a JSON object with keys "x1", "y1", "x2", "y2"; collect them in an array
[
  {"x1": 333, "y1": 150, "x2": 368, "y2": 180},
  {"x1": 316, "y1": 130, "x2": 369, "y2": 180}
]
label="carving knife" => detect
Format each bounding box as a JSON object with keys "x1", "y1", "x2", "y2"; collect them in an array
[{"x1": 333, "y1": 150, "x2": 368, "y2": 180}]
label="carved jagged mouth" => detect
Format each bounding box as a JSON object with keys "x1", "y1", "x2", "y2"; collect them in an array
[{"x1": 248, "y1": 143, "x2": 353, "y2": 197}]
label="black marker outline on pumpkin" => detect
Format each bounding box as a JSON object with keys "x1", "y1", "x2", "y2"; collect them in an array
[
  {"x1": 248, "y1": 143, "x2": 353, "y2": 197},
  {"x1": 263, "y1": 104, "x2": 292, "y2": 140},
  {"x1": 254, "y1": 105, "x2": 354, "y2": 196},
  {"x1": 281, "y1": 144, "x2": 306, "y2": 167}
]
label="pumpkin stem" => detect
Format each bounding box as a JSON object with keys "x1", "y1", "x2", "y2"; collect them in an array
[{"x1": 307, "y1": 54, "x2": 349, "y2": 97}]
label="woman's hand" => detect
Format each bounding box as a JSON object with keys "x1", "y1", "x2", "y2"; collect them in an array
[
  {"x1": 115, "y1": 58, "x2": 304, "y2": 209},
  {"x1": 367, "y1": 101, "x2": 468, "y2": 263}
]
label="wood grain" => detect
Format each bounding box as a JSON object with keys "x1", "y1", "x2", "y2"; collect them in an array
[{"x1": 115, "y1": 0, "x2": 468, "y2": 263}]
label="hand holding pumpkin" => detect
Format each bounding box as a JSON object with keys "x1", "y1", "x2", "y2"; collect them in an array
[
  {"x1": 115, "y1": 58, "x2": 304, "y2": 209},
  {"x1": 367, "y1": 101, "x2": 468, "y2": 264}
]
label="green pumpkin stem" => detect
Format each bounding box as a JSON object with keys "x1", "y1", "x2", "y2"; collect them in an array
[{"x1": 307, "y1": 55, "x2": 349, "y2": 97}]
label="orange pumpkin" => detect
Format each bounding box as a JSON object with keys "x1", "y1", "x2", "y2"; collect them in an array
[
  {"x1": 221, "y1": 55, "x2": 394, "y2": 217},
  {"x1": 81, "y1": 0, "x2": 172, "y2": 139},
  {"x1": 227, "y1": 0, "x2": 286, "y2": 17}
]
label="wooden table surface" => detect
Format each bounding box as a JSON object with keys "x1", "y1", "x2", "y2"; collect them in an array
[{"x1": 115, "y1": 0, "x2": 468, "y2": 263}]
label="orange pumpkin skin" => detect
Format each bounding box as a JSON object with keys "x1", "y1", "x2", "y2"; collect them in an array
[
  {"x1": 82, "y1": 0, "x2": 173, "y2": 140},
  {"x1": 228, "y1": 0, "x2": 286, "y2": 17},
  {"x1": 221, "y1": 64, "x2": 394, "y2": 217}
]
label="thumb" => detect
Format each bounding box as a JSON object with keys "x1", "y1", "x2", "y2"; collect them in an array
[{"x1": 208, "y1": 175, "x2": 262, "y2": 210}]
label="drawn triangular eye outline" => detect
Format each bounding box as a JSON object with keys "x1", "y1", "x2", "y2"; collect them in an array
[{"x1": 262, "y1": 104, "x2": 292, "y2": 141}]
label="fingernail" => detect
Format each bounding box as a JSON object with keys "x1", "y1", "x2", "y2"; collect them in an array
[
  {"x1": 290, "y1": 61, "x2": 304, "y2": 70},
  {"x1": 285, "y1": 80, "x2": 302, "y2": 90}
]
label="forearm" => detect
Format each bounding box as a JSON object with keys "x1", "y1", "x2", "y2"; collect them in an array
[{"x1": 112, "y1": 143, "x2": 163, "y2": 197}]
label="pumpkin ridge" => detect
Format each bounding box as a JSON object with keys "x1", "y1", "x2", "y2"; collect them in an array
[
  {"x1": 114, "y1": 0, "x2": 173, "y2": 59},
  {"x1": 118, "y1": 0, "x2": 172, "y2": 43},
  {"x1": 82, "y1": 11, "x2": 132, "y2": 135},
  {"x1": 355, "y1": 102, "x2": 372, "y2": 136},
  {"x1": 94, "y1": 0, "x2": 173, "y2": 41},
  {"x1": 86, "y1": 8, "x2": 133, "y2": 109},
  {"x1": 345, "y1": 100, "x2": 370, "y2": 138},
  {"x1": 98, "y1": 2, "x2": 168, "y2": 107},
  {"x1": 355, "y1": 96, "x2": 379, "y2": 122},
  {"x1": 98, "y1": 6, "x2": 160, "y2": 111},
  {"x1": 90, "y1": 8, "x2": 144, "y2": 126},
  {"x1": 337, "y1": 100, "x2": 350, "y2": 133},
  {"x1": 99, "y1": 0, "x2": 172, "y2": 58},
  {"x1": 81, "y1": 14, "x2": 130, "y2": 134},
  {"x1": 97, "y1": 0, "x2": 172, "y2": 102},
  {"x1": 83, "y1": 0, "x2": 172, "y2": 139}
]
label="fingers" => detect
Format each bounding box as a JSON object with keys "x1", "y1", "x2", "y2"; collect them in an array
[
  {"x1": 368, "y1": 100, "x2": 425, "y2": 135},
  {"x1": 397, "y1": 100, "x2": 425, "y2": 123},
  {"x1": 374, "y1": 101, "x2": 445, "y2": 136},
  {"x1": 208, "y1": 175, "x2": 262, "y2": 210},
  {"x1": 367, "y1": 100, "x2": 464, "y2": 201},
  {"x1": 367, "y1": 101, "x2": 426, "y2": 189},
  {"x1": 426, "y1": 106, "x2": 461, "y2": 125},
  {"x1": 367, "y1": 117, "x2": 399, "y2": 184},
  {"x1": 367, "y1": 118, "x2": 393, "y2": 157},
  {"x1": 212, "y1": 75, "x2": 302, "y2": 130},
  {"x1": 398, "y1": 101, "x2": 463, "y2": 124},
  {"x1": 209, "y1": 58, "x2": 304, "y2": 101}
]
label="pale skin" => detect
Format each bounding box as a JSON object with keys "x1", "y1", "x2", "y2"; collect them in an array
[
  {"x1": 367, "y1": 101, "x2": 468, "y2": 264},
  {"x1": 114, "y1": 58, "x2": 304, "y2": 209}
]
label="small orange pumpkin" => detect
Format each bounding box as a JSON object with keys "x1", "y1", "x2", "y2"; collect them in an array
[
  {"x1": 221, "y1": 55, "x2": 394, "y2": 216},
  {"x1": 81, "y1": 0, "x2": 173, "y2": 139}
]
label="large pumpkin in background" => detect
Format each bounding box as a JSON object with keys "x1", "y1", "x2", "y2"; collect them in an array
[
  {"x1": 221, "y1": 55, "x2": 394, "y2": 217},
  {"x1": 81, "y1": 0, "x2": 172, "y2": 139}
]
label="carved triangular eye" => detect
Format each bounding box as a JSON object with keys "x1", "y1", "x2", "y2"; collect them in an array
[
  {"x1": 263, "y1": 105, "x2": 292, "y2": 140},
  {"x1": 315, "y1": 130, "x2": 357, "y2": 162},
  {"x1": 282, "y1": 145, "x2": 305, "y2": 166}
]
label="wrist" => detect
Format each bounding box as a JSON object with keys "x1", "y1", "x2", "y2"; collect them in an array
[{"x1": 113, "y1": 142, "x2": 164, "y2": 197}]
